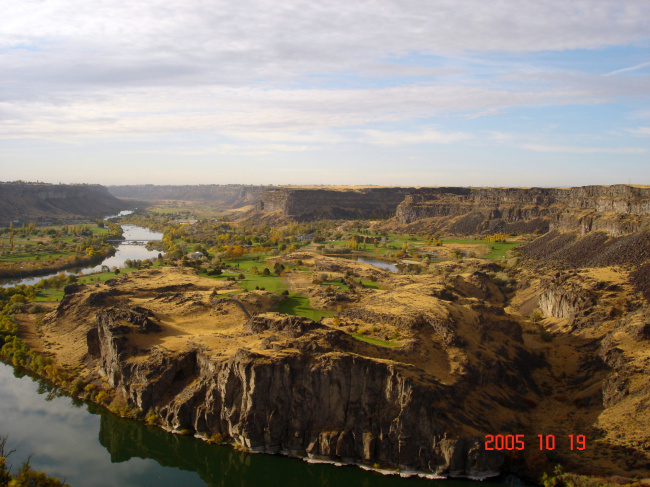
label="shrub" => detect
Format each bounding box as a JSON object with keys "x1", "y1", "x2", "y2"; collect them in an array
[
  {"x1": 145, "y1": 408, "x2": 159, "y2": 425},
  {"x1": 207, "y1": 432, "x2": 223, "y2": 444},
  {"x1": 539, "y1": 326, "x2": 553, "y2": 342},
  {"x1": 69, "y1": 378, "x2": 86, "y2": 395},
  {"x1": 96, "y1": 390, "x2": 109, "y2": 404}
]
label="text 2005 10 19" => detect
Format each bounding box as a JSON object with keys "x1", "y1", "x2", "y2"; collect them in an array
[{"x1": 485, "y1": 434, "x2": 586, "y2": 451}]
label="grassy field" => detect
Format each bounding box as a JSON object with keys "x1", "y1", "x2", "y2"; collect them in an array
[
  {"x1": 237, "y1": 273, "x2": 289, "y2": 293},
  {"x1": 278, "y1": 293, "x2": 336, "y2": 321},
  {"x1": 440, "y1": 238, "x2": 522, "y2": 260},
  {"x1": 359, "y1": 279, "x2": 381, "y2": 289},
  {"x1": 483, "y1": 241, "x2": 523, "y2": 259},
  {"x1": 351, "y1": 333, "x2": 401, "y2": 347},
  {"x1": 0, "y1": 251, "x2": 75, "y2": 263}
]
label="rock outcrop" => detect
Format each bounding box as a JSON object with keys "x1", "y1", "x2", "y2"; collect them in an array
[
  {"x1": 37, "y1": 264, "x2": 650, "y2": 480},
  {"x1": 537, "y1": 276, "x2": 596, "y2": 324}
]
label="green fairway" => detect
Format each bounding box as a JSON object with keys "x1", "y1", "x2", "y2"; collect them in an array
[
  {"x1": 237, "y1": 274, "x2": 289, "y2": 293},
  {"x1": 277, "y1": 293, "x2": 336, "y2": 321},
  {"x1": 359, "y1": 279, "x2": 381, "y2": 289},
  {"x1": 484, "y1": 242, "x2": 523, "y2": 259}
]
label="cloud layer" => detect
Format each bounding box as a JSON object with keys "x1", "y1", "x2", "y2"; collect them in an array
[{"x1": 1, "y1": 0, "x2": 649, "y2": 185}]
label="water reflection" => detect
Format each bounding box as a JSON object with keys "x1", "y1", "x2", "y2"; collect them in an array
[{"x1": 354, "y1": 256, "x2": 399, "y2": 272}]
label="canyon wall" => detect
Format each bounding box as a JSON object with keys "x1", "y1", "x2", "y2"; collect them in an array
[
  {"x1": 257, "y1": 187, "x2": 414, "y2": 221},
  {"x1": 394, "y1": 185, "x2": 650, "y2": 236},
  {"x1": 0, "y1": 182, "x2": 126, "y2": 224}
]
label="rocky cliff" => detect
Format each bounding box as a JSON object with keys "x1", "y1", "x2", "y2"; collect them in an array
[
  {"x1": 0, "y1": 182, "x2": 126, "y2": 224},
  {"x1": 88, "y1": 310, "x2": 504, "y2": 478},
  {"x1": 394, "y1": 185, "x2": 650, "y2": 236},
  {"x1": 257, "y1": 187, "x2": 414, "y2": 221}
]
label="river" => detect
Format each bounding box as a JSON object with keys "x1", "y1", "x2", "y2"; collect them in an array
[{"x1": 0, "y1": 362, "x2": 508, "y2": 487}]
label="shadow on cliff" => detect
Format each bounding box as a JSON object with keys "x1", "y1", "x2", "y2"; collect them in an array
[{"x1": 95, "y1": 408, "x2": 504, "y2": 487}]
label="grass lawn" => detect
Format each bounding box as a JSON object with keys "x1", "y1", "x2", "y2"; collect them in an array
[
  {"x1": 351, "y1": 334, "x2": 401, "y2": 347},
  {"x1": 238, "y1": 274, "x2": 288, "y2": 293},
  {"x1": 278, "y1": 293, "x2": 335, "y2": 321},
  {"x1": 201, "y1": 271, "x2": 289, "y2": 293},
  {"x1": 0, "y1": 251, "x2": 74, "y2": 263},
  {"x1": 484, "y1": 242, "x2": 522, "y2": 260},
  {"x1": 33, "y1": 289, "x2": 65, "y2": 302},
  {"x1": 224, "y1": 255, "x2": 269, "y2": 271},
  {"x1": 440, "y1": 238, "x2": 522, "y2": 260},
  {"x1": 359, "y1": 280, "x2": 381, "y2": 289}
]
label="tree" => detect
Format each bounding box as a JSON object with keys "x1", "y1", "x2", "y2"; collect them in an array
[{"x1": 0, "y1": 434, "x2": 69, "y2": 486}]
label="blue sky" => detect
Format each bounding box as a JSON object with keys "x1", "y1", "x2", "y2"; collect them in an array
[{"x1": 1, "y1": 0, "x2": 649, "y2": 187}]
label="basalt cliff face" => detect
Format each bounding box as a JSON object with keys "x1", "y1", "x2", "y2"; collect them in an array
[
  {"x1": 394, "y1": 185, "x2": 650, "y2": 236},
  {"x1": 0, "y1": 182, "x2": 126, "y2": 224},
  {"x1": 256, "y1": 187, "x2": 413, "y2": 221},
  {"x1": 93, "y1": 317, "x2": 502, "y2": 477}
]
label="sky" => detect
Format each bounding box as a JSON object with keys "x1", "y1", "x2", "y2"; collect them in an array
[{"x1": 1, "y1": 0, "x2": 649, "y2": 187}]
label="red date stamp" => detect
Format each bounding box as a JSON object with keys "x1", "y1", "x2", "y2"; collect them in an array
[{"x1": 485, "y1": 434, "x2": 586, "y2": 451}]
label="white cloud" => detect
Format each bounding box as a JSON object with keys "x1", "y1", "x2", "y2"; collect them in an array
[
  {"x1": 629, "y1": 127, "x2": 650, "y2": 136},
  {"x1": 0, "y1": 80, "x2": 614, "y2": 141},
  {"x1": 606, "y1": 61, "x2": 650, "y2": 76},
  {"x1": 1, "y1": 0, "x2": 649, "y2": 185},
  {"x1": 2, "y1": 0, "x2": 650, "y2": 99},
  {"x1": 357, "y1": 128, "x2": 472, "y2": 146},
  {"x1": 521, "y1": 144, "x2": 647, "y2": 154}
]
